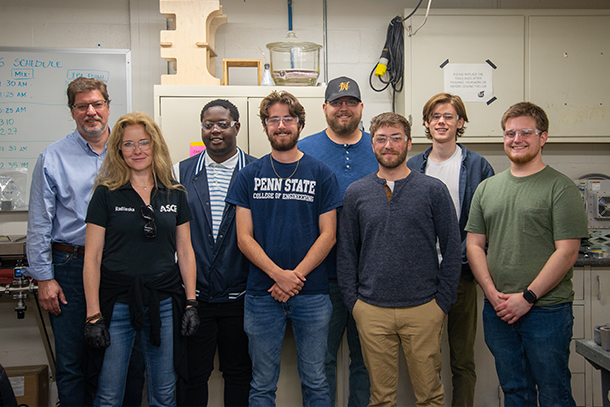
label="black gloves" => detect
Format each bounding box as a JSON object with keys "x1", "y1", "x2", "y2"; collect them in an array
[
  {"x1": 84, "y1": 317, "x2": 111, "y2": 349},
  {"x1": 181, "y1": 306, "x2": 200, "y2": 336},
  {"x1": 84, "y1": 303, "x2": 199, "y2": 347}
]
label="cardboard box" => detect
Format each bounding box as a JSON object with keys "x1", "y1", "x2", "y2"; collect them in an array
[{"x1": 5, "y1": 365, "x2": 48, "y2": 407}]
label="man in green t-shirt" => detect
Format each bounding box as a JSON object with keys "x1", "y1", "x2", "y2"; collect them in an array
[{"x1": 465, "y1": 102, "x2": 588, "y2": 407}]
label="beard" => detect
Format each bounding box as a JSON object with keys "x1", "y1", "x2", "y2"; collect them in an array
[
  {"x1": 267, "y1": 128, "x2": 300, "y2": 151},
  {"x1": 327, "y1": 113, "x2": 361, "y2": 136},
  {"x1": 375, "y1": 147, "x2": 407, "y2": 169},
  {"x1": 505, "y1": 144, "x2": 540, "y2": 165},
  {"x1": 77, "y1": 118, "x2": 106, "y2": 139}
]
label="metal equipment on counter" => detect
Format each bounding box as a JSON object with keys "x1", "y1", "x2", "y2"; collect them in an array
[
  {"x1": 579, "y1": 179, "x2": 610, "y2": 230},
  {"x1": 0, "y1": 235, "x2": 56, "y2": 380},
  {"x1": 578, "y1": 179, "x2": 610, "y2": 259},
  {"x1": 0, "y1": 235, "x2": 33, "y2": 318}
]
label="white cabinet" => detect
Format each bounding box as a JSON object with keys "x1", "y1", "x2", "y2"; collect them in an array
[
  {"x1": 153, "y1": 85, "x2": 327, "y2": 163},
  {"x1": 590, "y1": 267, "x2": 610, "y2": 407},
  {"x1": 572, "y1": 267, "x2": 587, "y2": 406}
]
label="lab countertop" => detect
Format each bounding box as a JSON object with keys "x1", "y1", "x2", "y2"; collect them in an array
[
  {"x1": 574, "y1": 253, "x2": 610, "y2": 268},
  {"x1": 575, "y1": 339, "x2": 610, "y2": 372}
]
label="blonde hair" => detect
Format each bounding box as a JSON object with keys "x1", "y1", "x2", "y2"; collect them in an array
[{"x1": 96, "y1": 111, "x2": 180, "y2": 192}]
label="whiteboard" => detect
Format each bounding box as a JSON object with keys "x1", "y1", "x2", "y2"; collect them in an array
[{"x1": 0, "y1": 47, "x2": 131, "y2": 204}]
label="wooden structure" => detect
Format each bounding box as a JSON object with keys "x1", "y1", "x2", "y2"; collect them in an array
[
  {"x1": 222, "y1": 58, "x2": 263, "y2": 85},
  {"x1": 160, "y1": 0, "x2": 227, "y2": 85}
]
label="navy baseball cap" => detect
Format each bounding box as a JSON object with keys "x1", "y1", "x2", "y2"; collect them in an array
[{"x1": 325, "y1": 76, "x2": 361, "y2": 103}]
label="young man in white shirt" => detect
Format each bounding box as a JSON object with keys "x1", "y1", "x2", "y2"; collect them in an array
[{"x1": 407, "y1": 93, "x2": 494, "y2": 407}]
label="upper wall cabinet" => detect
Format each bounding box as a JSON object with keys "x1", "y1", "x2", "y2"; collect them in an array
[
  {"x1": 399, "y1": 10, "x2": 610, "y2": 143},
  {"x1": 529, "y1": 16, "x2": 610, "y2": 141}
]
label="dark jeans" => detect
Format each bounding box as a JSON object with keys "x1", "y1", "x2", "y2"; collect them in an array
[
  {"x1": 326, "y1": 279, "x2": 370, "y2": 407},
  {"x1": 50, "y1": 249, "x2": 88, "y2": 407},
  {"x1": 177, "y1": 298, "x2": 252, "y2": 407},
  {"x1": 483, "y1": 300, "x2": 576, "y2": 407},
  {"x1": 447, "y1": 277, "x2": 477, "y2": 407},
  {"x1": 51, "y1": 249, "x2": 145, "y2": 407}
]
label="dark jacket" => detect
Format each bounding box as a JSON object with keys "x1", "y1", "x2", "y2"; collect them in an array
[
  {"x1": 407, "y1": 143, "x2": 494, "y2": 280},
  {"x1": 179, "y1": 148, "x2": 256, "y2": 302}
]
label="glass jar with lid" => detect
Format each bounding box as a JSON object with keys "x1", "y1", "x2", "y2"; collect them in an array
[{"x1": 266, "y1": 31, "x2": 322, "y2": 86}]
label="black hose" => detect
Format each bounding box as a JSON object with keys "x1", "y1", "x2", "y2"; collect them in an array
[{"x1": 369, "y1": 0, "x2": 424, "y2": 112}]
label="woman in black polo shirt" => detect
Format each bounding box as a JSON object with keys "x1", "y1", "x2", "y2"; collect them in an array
[{"x1": 82, "y1": 111, "x2": 199, "y2": 407}]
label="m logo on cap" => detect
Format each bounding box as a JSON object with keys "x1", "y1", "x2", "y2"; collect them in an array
[{"x1": 339, "y1": 81, "x2": 350, "y2": 92}]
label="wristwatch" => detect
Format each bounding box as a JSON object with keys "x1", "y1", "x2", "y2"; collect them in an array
[{"x1": 522, "y1": 289, "x2": 537, "y2": 304}]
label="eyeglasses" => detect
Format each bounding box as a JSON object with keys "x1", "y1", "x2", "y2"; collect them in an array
[
  {"x1": 122, "y1": 140, "x2": 151, "y2": 151},
  {"x1": 265, "y1": 116, "x2": 299, "y2": 126},
  {"x1": 429, "y1": 113, "x2": 459, "y2": 122},
  {"x1": 71, "y1": 100, "x2": 108, "y2": 112},
  {"x1": 503, "y1": 129, "x2": 542, "y2": 139},
  {"x1": 373, "y1": 135, "x2": 408, "y2": 145},
  {"x1": 328, "y1": 99, "x2": 359, "y2": 108},
  {"x1": 201, "y1": 121, "x2": 237, "y2": 130},
  {"x1": 141, "y1": 205, "x2": 157, "y2": 238}
]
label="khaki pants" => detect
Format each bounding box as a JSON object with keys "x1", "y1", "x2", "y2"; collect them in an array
[{"x1": 352, "y1": 299, "x2": 445, "y2": 407}]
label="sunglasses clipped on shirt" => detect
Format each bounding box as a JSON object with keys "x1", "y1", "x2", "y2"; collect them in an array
[{"x1": 141, "y1": 205, "x2": 157, "y2": 239}]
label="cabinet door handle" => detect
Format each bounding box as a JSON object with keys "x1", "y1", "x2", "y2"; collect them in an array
[{"x1": 597, "y1": 275, "x2": 601, "y2": 301}]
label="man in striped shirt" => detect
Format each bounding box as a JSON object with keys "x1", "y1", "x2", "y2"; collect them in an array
[{"x1": 176, "y1": 99, "x2": 257, "y2": 407}]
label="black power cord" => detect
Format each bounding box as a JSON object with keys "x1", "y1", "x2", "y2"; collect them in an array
[{"x1": 370, "y1": 0, "x2": 424, "y2": 112}]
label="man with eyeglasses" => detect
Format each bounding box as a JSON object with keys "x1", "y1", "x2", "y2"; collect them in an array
[
  {"x1": 25, "y1": 77, "x2": 143, "y2": 406},
  {"x1": 465, "y1": 102, "x2": 587, "y2": 406},
  {"x1": 226, "y1": 91, "x2": 342, "y2": 406},
  {"x1": 406, "y1": 93, "x2": 494, "y2": 407},
  {"x1": 298, "y1": 76, "x2": 376, "y2": 407},
  {"x1": 337, "y1": 112, "x2": 461, "y2": 407},
  {"x1": 175, "y1": 99, "x2": 256, "y2": 407}
]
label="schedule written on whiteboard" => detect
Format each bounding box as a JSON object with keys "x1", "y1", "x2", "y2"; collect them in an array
[{"x1": 0, "y1": 47, "x2": 131, "y2": 179}]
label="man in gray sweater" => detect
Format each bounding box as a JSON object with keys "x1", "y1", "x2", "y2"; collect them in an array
[{"x1": 337, "y1": 112, "x2": 461, "y2": 407}]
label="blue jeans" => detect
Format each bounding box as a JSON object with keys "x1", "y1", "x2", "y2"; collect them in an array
[
  {"x1": 95, "y1": 298, "x2": 175, "y2": 407},
  {"x1": 50, "y1": 249, "x2": 87, "y2": 407},
  {"x1": 326, "y1": 279, "x2": 370, "y2": 407},
  {"x1": 244, "y1": 294, "x2": 332, "y2": 407},
  {"x1": 483, "y1": 300, "x2": 576, "y2": 407}
]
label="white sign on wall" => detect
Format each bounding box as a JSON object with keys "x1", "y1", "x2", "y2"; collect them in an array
[{"x1": 444, "y1": 63, "x2": 493, "y2": 102}]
